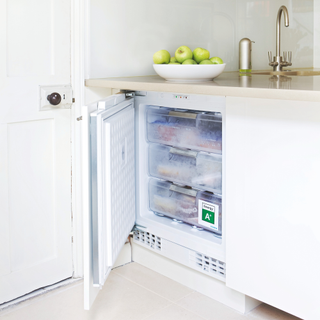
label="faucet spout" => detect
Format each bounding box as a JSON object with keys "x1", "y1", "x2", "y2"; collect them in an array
[
  {"x1": 276, "y1": 5, "x2": 289, "y2": 57},
  {"x1": 268, "y1": 5, "x2": 292, "y2": 71}
]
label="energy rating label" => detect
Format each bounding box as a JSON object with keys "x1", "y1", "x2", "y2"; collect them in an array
[{"x1": 198, "y1": 200, "x2": 219, "y2": 230}]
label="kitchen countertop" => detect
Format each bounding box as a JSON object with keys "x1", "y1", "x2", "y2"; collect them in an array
[{"x1": 85, "y1": 72, "x2": 320, "y2": 102}]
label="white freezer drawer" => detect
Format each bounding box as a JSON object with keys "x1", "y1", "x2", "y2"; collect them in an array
[
  {"x1": 146, "y1": 106, "x2": 222, "y2": 154},
  {"x1": 148, "y1": 143, "x2": 222, "y2": 194}
]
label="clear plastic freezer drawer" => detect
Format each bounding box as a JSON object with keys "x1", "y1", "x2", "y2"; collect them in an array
[
  {"x1": 146, "y1": 107, "x2": 222, "y2": 154},
  {"x1": 148, "y1": 143, "x2": 222, "y2": 194},
  {"x1": 149, "y1": 178, "x2": 222, "y2": 235}
]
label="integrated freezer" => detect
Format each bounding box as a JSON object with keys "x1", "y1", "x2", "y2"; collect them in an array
[{"x1": 82, "y1": 91, "x2": 226, "y2": 309}]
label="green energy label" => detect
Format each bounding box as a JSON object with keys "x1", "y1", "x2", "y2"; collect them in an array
[{"x1": 198, "y1": 200, "x2": 219, "y2": 230}]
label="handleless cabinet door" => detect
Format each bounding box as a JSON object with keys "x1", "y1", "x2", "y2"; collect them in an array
[{"x1": 226, "y1": 97, "x2": 320, "y2": 320}]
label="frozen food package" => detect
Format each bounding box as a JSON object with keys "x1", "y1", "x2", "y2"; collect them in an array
[
  {"x1": 148, "y1": 143, "x2": 222, "y2": 194},
  {"x1": 149, "y1": 178, "x2": 222, "y2": 235},
  {"x1": 146, "y1": 106, "x2": 222, "y2": 154}
]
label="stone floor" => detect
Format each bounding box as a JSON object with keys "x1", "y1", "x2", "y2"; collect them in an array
[{"x1": 0, "y1": 262, "x2": 301, "y2": 320}]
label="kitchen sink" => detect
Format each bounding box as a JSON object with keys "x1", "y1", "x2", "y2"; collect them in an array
[{"x1": 250, "y1": 69, "x2": 320, "y2": 76}]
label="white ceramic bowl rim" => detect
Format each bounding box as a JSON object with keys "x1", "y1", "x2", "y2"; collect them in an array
[{"x1": 153, "y1": 63, "x2": 226, "y2": 82}]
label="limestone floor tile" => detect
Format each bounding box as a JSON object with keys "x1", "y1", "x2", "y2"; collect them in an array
[
  {"x1": 0, "y1": 272, "x2": 172, "y2": 320},
  {"x1": 83, "y1": 272, "x2": 172, "y2": 320},
  {"x1": 176, "y1": 291, "x2": 246, "y2": 320},
  {"x1": 176, "y1": 291, "x2": 301, "y2": 320},
  {"x1": 246, "y1": 304, "x2": 302, "y2": 320},
  {"x1": 113, "y1": 262, "x2": 193, "y2": 302},
  {"x1": 0, "y1": 282, "x2": 85, "y2": 320},
  {"x1": 143, "y1": 303, "x2": 206, "y2": 320},
  {"x1": 0, "y1": 263, "x2": 303, "y2": 320},
  {"x1": 0, "y1": 281, "x2": 84, "y2": 319}
]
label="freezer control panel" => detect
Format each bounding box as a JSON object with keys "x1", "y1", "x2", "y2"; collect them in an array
[{"x1": 173, "y1": 94, "x2": 190, "y2": 100}]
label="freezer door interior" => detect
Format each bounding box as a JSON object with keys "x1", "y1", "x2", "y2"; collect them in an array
[{"x1": 82, "y1": 94, "x2": 136, "y2": 310}]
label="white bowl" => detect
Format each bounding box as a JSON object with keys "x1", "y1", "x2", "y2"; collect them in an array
[{"x1": 153, "y1": 63, "x2": 226, "y2": 82}]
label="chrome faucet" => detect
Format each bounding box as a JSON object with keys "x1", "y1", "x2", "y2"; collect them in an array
[{"x1": 268, "y1": 5, "x2": 292, "y2": 71}]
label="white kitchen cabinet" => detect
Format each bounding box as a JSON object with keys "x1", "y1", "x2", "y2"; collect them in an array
[
  {"x1": 81, "y1": 88, "x2": 320, "y2": 319},
  {"x1": 226, "y1": 96, "x2": 320, "y2": 320}
]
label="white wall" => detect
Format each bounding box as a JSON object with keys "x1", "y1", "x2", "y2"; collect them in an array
[
  {"x1": 315, "y1": 0, "x2": 320, "y2": 67},
  {"x1": 89, "y1": 0, "x2": 314, "y2": 77}
]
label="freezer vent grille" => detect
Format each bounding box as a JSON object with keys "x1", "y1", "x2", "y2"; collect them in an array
[
  {"x1": 190, "y1": 252, "x2": 226, "y2": 278},
  {"x1": 133, "y1": 230, "x2": 162, "y2": 251}
]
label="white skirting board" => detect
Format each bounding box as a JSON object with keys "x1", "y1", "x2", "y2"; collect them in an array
[{"x1": 132, "y1": 241, "x2": 261, "y2": 314}]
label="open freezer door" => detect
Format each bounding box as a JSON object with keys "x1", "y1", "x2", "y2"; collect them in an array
[{"x1": 81, "y1": 94, "x2": 136, "y2": 310}]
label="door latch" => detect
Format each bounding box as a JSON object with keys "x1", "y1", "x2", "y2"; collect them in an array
[{"x1": 39, "y1": 85, "x2": 73, "y2": 111}]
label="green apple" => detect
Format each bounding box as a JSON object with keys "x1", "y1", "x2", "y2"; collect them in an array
[
  {"x1": 193, "y1": 48, "x2": 210, "y2": 64},
  {"x1": 182, "y1": 59, "x2": 197, "y2": 65},
  {"x1": 170, "y1": 56, "x2": 178, "y2": 63},
  {"x1": 168, "y1": 62, "x2": 181, "y2": 65},
  {"x1": 199, "y1": 59, "x2": 213, "y2": 64},
  {"x1": 210, "y1": 56, "x2": 224, "y2": 64},
  {"x1": 175, "y1": 46, "x2": 193, "y2": 63},
  {"x1": 153, "y1": 50, "x2": 170, "y2": 64}
]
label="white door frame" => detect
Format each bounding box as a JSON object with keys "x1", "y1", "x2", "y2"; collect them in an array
[
  {"x1": 70, "y1": 0, "x2": 90, "y2": 277},
  {"x1": 71, "y1": 0, "x2": 116, "y2": 278}
]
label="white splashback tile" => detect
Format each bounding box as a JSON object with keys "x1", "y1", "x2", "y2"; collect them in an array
[
  {"x1": 237, "y1": 0, "x2": 314, "y2": 70},
  {"x1": 89, "y1": 0, "x2": 314, "y2": 77}
]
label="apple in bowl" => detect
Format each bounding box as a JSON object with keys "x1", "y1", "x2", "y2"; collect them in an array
[{"x1": 152, "y1": 46, "x2": 225, "y2": 81}]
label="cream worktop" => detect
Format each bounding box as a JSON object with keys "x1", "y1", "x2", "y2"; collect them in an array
[{"x1": 85, "y1": 72, "x2": 320, "y2": 102}]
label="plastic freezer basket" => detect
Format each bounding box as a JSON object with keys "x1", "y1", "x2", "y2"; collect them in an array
[
  {"x1": 146, "y1": 107, "x2": 222, "y2": 154},
  {"x1": 149, "y1": 178, "x2": 222, "y2": 235},
  {"x1": 148, "y1": 143, "x2": 222, "y2": 194}
]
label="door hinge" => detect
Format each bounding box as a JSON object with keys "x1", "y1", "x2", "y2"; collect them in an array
[
  {"x1": 72, "y1": 98, "x2": 75, "y2": 103},
  {"x1": 71, "y1": 236, "x2": 73, "y2": 243},
  {"x1": 77, "y1": 116, "x2": 82, "y2": 121},
  {"x1": 122, "y1": 90, "x2": 147, "y2": 97},
  {"x1": 131, "y1": 224, "x2": 147, "y2": 232},
  {"x1": 121, "y1": 90, "x2": 135, "y2": 98},
  {"x1": 125, "y1": 92, "x2": 135, "y2": 98}
]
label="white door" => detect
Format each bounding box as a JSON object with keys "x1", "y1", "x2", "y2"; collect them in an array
[
  {"x1": 82, "y1": 94, "x2": 136, "y2": 309},
  {"x1": 0, "y1": 0, "x2": 72, "y2": 303}
]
